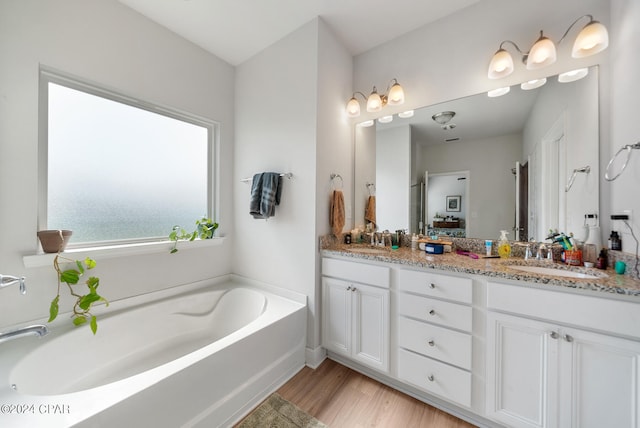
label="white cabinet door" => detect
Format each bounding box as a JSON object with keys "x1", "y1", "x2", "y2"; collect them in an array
[
  {"x1": 322, "y1": 277, "x2": 390, "y2": 372},
  {"x1": 352, "y1": 282, "x2": 389, "y2": 372},
  {"x1": 322, "y1": 277, "x2": 352, "y2": 356},
  {"x1": 486, "y1": 311, "x2": 560, "y2": 428},
  {"x1": 560, "y1": 327, "x2": 640, "y2": 428}
]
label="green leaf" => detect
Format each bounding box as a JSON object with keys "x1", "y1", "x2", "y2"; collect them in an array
[
  {"x1": 79, "y1": 293, "x2": 101, "y2": 310},
  {"x1": 48, "y1": 295, "x2": 59, "y2": 322},
  {"x1": 86, "y1": 276, "x2": 99, "y2": 291},
  {"x1": 90, "y1": 316, "x2": 98, "y2": 335},
  {"x1": 170, "y1": 248, "x2": 178, "y2": 254},
  {"x1": 73, "y1": 316, "x2": 87, "y2": 326},
  {"x1": 85, "y1": 258, "x2": 96, "y2": 269},
  {"x1": 76, "y1": 260, "x2": 85, "y2": 275},
  {"x1": 189, "y1": 231, "x2": 197, "y2": 241},
  {"x1": 60, "y1": 269, "x2": 80, "y2": 284}
]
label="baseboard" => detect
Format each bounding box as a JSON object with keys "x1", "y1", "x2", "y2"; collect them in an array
[{"x1": 305, "y1": 346, "x2": 327, "y2": 369}]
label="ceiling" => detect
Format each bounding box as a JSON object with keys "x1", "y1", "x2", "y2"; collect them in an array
[{"x1": 118, "y1": 0, "x2": 480, "y2": 66}]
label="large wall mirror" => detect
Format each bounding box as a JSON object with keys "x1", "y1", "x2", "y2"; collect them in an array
[{"x1": 354, "y1": 66, "x2": 599, "y2": 242}]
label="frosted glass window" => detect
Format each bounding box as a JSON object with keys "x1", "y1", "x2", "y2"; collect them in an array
[{"x1": 43, "y1": 77, "x2": 214, "y2": 246}]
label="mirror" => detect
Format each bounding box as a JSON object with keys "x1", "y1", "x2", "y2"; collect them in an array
[{"x1": 354, "y1": 66, "x2": 599, "y2": 241}]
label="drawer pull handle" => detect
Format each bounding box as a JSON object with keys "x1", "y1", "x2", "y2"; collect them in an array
[
  {"x1": 429, "y1": 283, "x2": 436, "y2": 289},
  {"x1": 429, "y1": 309, "x2": 436, "y2": 316},
  {"x1": 564, "y1": 334, "x2": 573, "y2": 342},
  {"x1": 428, "y1": 340, "x2": 435, "y2": 347},
  {"x1": 428, "y1": 375, "x2": 435, "y2": 382},
  {"x1": 550, "y1": 331, "x2": 559, "y2": 339}
]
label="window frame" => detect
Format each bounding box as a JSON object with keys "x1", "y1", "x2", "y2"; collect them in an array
[{"x1": 38, "y1": 66, "x2": 219, "y2": 250}]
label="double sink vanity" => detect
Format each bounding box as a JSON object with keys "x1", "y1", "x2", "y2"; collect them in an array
[{"x1": 320, "y1": 241, "x2": 640, "y2": 428}]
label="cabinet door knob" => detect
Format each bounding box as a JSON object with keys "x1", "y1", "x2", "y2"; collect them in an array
[
  {"x1": 351, "y1": 287, "x2": 357, "y2": 292},
  {"x1": 346, "y1": 286, "x2": 352, "y2": 291},
  {"x1": 550, "y1": 331, "x2": 559, "y2": 339},
  {"x1": 429, "y1": 283, "x2": 436, "y2": 289},
  {"x1": 429, "y1": 309, "x2": 436, "y2": 316},
  {"x1": 564, "y1": 334, "x2": 573, "y2": 342},
  {"x1": 428, "y1": 340, "x2": 435, "y2": 347},
  {"x1": 428, "y1": 375, "x2": 435, "y2": 382}
]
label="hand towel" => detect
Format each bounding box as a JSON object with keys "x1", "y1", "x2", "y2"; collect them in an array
[
  {"x1": 365, "y1": 195, "x2": 376, "y2": 228},
  {"x1": 250, "y1": 172, "x2": 283, "y2": 219},
  {"x1": 330, "y1": 190, "x2": 345, "y2": 238}
]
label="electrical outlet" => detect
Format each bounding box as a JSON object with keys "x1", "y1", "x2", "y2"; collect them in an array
[{"x1": 611, "y1": 210, "x2": 633, "y2": 222}]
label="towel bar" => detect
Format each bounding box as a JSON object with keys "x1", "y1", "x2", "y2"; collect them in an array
[{"x1": 240, "y1": 172, "x2": 292, "y2": 183}]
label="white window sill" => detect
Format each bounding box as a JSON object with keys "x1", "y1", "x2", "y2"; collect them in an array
[{"x1": 23, "y1": 237, "x2": 226, "y2": 268}]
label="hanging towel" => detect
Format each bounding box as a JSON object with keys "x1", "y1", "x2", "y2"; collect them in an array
[
  {"x1": 250, "y1": 172, "x2": 283, "y2": 219},
  {"x1": 330, "y1": 190, "x2": 345, "y2": 238},
  {"x1": 365, "y1": 195, "x2": 376, "y2": 228}
]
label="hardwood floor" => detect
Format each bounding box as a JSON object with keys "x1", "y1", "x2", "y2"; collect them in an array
[{"x1": 277, "y1": 359, "x2": 476, "y2": 427}]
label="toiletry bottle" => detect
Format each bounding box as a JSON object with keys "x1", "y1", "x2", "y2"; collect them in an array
[
  {"x1": 497, "y1": 230, "x2": 511, "y2": 258},
  {"x1": 609, "y1": 231, "x2": 622, "y2": 251},
  {"x1": 596, "y1": 248, "x2": 608, "y2": 269},
  {"x1": 485, "y1": 239, "x2": 493, "y2": 256},
  {"x1": 411, "y1": 234, "x2": 418, "y2": 250}
]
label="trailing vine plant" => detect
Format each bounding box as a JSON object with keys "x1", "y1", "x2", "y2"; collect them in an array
[
  {"x1": 48, "y1": 254, "x2": 108, "y2": 334},
  {"x1": 169, "y1": 217, "x2": 219, "y2": 253}
]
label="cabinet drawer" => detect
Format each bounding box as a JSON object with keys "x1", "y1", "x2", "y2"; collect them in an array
[
  {"x1": 487, "y1": 281, "x2": 640, "y2": 339},
  {"x1": 398, "y1": 348, "x2": 471, "y2": 408},
  {"x1": 397, "y1": 269, "x2": 472, "y2": 303},
  {"x1": 398, "y1": 317, "x2": 471, "y2": 370},
  {"x1": 397, "y1": 292, "x2": 472, "y2": 332},
  {"x1": 322, "y1": 258, "x2": 390, "y2": 288}
]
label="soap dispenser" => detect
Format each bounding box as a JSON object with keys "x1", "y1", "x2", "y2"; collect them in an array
[{"x1": 498, "y1": 230, "x2": 511, "y2": 258}]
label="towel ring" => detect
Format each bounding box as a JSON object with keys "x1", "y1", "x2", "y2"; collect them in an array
[
  {"x1": 565, "y1": 166, "x2": 590, "y2": 192},
  {"x1": 605, "y1": 142, "x2": 640, "y2": 181},
  {"x1": 330, "y1": 173, "x2": 343, "y2": 190}
]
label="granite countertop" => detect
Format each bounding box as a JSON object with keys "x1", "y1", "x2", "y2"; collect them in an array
[{"x1": 321, "y1": 244, "x2": 640, "y2": 299}]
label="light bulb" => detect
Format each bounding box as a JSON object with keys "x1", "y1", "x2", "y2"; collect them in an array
[
  {"x1": 387, "y1": 82, "x2": 405, "y2": 105},
  {"x1": 527, "y1": 34, "x2": 556, "y2": 70},
  {"x1": 346, "y1": 97, "x2": 361, "y2": 117},
  {"x1": 488, "y1": 48, "x2": 514, "y2": 79},
  {"x1": 572, "y1": 21, "x2": 609, "y2": 58},
  {"x1": 366, "y1": 87, "x2": 383, "y2": 112}
]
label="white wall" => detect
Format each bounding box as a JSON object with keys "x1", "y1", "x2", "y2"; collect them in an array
[
  {"x1": 608, "y1": 0, "x2": 640, "y2": 251},
  {"x1": 234, "y1": 18, "x2": 352, "y2": 350},
  {"x1": 0, "y1": 0, "x2": 235, "y2": 328},
  {"x1": 376, "y1": 126, "x2": 411, "y2": 231}
]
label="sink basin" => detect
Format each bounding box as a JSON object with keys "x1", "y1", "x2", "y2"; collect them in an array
[
  {"x1": 347, "y1": 247, "x2": 389, "y2": 255},
  {"x1": 507, "y1": 265, "x2": 605, "y2": 279}
]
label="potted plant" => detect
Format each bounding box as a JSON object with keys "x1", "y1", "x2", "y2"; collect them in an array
[
  {"x1": 37, "y1": 229, "x2": 73, "y2": 253},
  {"x1": 169, "y1": 217, "x2": 219, "y2": 253},
  {"x1": 43, "y1": 230, "x2": 107, "y2": 334}
]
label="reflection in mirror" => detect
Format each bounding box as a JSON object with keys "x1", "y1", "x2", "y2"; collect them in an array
[{"x1": 354, "y1": 66, "x2": 599, "y2": 241}]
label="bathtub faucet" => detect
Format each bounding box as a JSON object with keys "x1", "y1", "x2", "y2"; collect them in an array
[
  {"x1": 0, "y1": 274, "x2": 26, "y2": 295},
  {"x1": 0, "y1": 325, "x2": 49, "y2": 344}
]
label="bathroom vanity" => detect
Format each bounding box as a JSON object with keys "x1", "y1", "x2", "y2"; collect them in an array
[{"x1": 320, "y1": 244, "x2": 640, "y2": 428}]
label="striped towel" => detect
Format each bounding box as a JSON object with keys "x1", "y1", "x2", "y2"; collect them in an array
[{"x1": 250, "y1": 172, "x2": 283, "y2": 219}]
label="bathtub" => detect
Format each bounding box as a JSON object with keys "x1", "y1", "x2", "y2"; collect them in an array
[{"x1": 0, "y1": 276, "x2": 307, "y2": 427}]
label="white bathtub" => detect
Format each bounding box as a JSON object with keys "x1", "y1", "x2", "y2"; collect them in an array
[{"x1": 0, "y1": 276, "x2": 307, "y2": 427}]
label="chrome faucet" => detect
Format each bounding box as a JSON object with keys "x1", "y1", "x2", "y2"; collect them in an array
[
  {"x1": 0, "y1": 274, "x2": 26, "y2": 295},
  {"x1": 0, "y1": 325, "x2": 48, "y2": 344},
  {"x1": 536, "y1": 243, "x2": 546, "y2": 260}
]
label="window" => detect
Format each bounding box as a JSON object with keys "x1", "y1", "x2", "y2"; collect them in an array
[{"x1": 40, "y1": 69, "x2": 217, "y2": 247}]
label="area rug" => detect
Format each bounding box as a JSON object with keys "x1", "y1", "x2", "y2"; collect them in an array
[{"x1": 237, "y1": 392, "x2": 327, "y2": 428}]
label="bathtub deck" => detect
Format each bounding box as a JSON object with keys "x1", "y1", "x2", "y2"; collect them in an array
[{"x1": 275, "y1": 359, "x2": 474, "y2": 428}]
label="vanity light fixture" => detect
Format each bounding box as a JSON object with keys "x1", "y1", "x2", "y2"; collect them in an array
[
  {"x1": 346, "y1": 78, "x2": 405, "y2": 118},
  {"x1": 487, "y1": 86, "x2": 510, "y2": 97},
  {"x1": 358, "y1": 120, "x2": 375, "y2": 127},
  {"x1": 378, "y1": 115, "x2": 393, "y2": 124},
  {"x1": 398, "y1": 110, "x2": 414, "y2": 119},
  {"x1": 488, "y1": 15, "x2": 608, "y2": 80}
]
